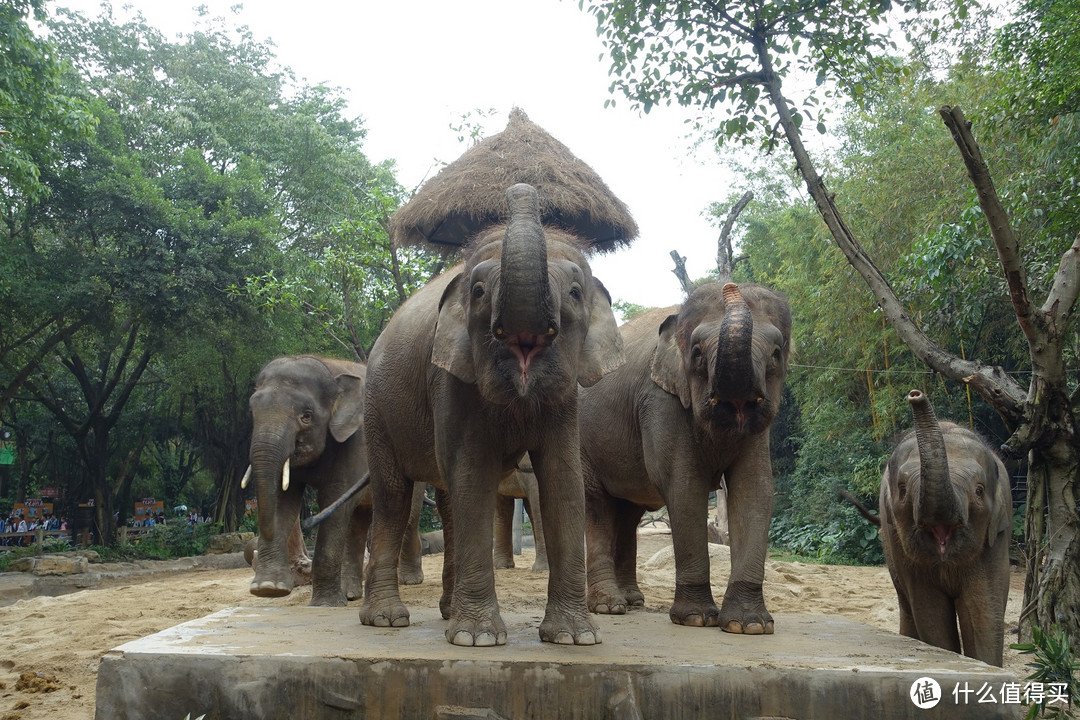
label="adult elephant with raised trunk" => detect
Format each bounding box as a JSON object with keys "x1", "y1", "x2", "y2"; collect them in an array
[
  {"x1": 581, "y1": 282, "x2": 791, "y2": 634},
  {"x1": 361, "y1": 183, "x2": 623, "y2": 647},
  {"x1": 880, "y1": 390, "x2": 1011, "y2": 666}
]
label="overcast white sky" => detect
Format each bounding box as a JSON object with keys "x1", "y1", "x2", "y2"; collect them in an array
[{"x1": 57, "y1": 0, "x2": 740, "y2": 310}]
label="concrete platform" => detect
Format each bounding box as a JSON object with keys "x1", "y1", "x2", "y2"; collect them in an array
[{"x1": 96, "y1": 608, "x2": 1022, "y2": 719}]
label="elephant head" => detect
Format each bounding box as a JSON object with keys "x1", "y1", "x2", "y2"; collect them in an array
[
  {"x1": 246, "y1": 355, "x2": 364, "y2": 597},
  {"x1": 650, "y1": 282, "x2": 791, "y2": 437},
  {"x1": 883, "y1": 389, "x2": 1011, "y2": 564},
  {"x1": 432, "y1": 183, "x2": 624, "y2": 404}
]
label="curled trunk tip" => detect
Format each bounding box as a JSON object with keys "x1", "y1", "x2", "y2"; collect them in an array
[{"x1": 722, "y1": 282, "x2": 742, "y2": 304}]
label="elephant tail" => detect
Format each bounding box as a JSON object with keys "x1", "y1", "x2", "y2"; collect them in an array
[
  {"x1": 838, "y1": 487, "x2": 881, "y2": 527},
  {"x1": 301, "y1": 473, "x2": 370, "y2": 531}
]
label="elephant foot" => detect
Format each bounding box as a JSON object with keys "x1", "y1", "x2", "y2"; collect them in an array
[
  {"x1": 398, "y1": 565, "x2": 425, "y2": 585},
  {"x1": 539, "y1": 605, "x2": 601, "y2": 645},
  {"x1": 668, "y1": 599, "x2": 721, "y2": 627},
  {"x1": 719, "y1": 580, "x2": 774, "y2": 635},
  {"x1": 343, "y1": 575, "x2": 364, "y2": 601},
  {"x1": 446, "y1": 608, "x2": 507, "y2": 647},
  {"x1": 531, "y1": 557, "x2": 549, "y2": 572},
  {"x1": 250, "y1": 578, "x2": 292, "y2": 598},
  {"x1": 588, "y1": 582, "x2": 631, "y2": 614},
  {"x1": 359, "y1": 597, "x2": 411, "y2": 628},
  {"x1": 309, "y1": 590, "x2": 347, "y2": 607},
  {"x1": 493, "y1": 555, "x2": 515, "y2": 570}
]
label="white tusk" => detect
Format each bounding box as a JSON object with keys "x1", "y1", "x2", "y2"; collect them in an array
[
  {"x1": 282, "y1": 458, "x2": 291, "y2": 491},
  {"x1": 240, "y1": 465, "x2": 252, "y2": 489}
]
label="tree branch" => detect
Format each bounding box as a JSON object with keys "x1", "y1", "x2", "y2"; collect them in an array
[
  {"x1": 669, "y1": 250, "x2": 693, "y2": 295},
  {"x1": 939, "y1": 105, "x2": 1041, "y2": 343},
  {"x1": 755, "y1": 42, "x2": 1027, "y2": 426},
  {"x1": 717, "y1": 190, "x2": 754, "y2": 282}
]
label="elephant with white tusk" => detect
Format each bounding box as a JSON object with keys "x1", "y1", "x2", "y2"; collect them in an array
[
  {"x1": 879, "y1": 389, "x2": 1012, "y2": 666},
  {"x1": 245, "y1": 355, "x2": 425, "y2": 605}
]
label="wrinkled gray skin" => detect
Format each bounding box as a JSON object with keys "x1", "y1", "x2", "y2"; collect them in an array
[
  {"x1": 880, "y1": 390, "x2": 1011, "y2": 666},
  {"x1": 247, "y1": 356, "x2": 424, "y2": 606},
  {"x1": 361, "y1": 183, "x2": 623, "y2": 647},
  {"x1": 581, "y1": 282, "x2": 790, "y2": 634},
  {"x1": 494, "y1": 466, "x2": 548, "y2": 572}
]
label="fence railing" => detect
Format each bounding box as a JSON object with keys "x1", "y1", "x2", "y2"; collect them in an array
[{"x1": 0, "y1": 528, "x2": 73, "y2": 551}]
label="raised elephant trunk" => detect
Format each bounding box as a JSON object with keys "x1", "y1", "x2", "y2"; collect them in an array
[
  {"x1": 492, "y1": 183, "x2": 557, "y2": 341},
  {"x1": 712, "y1": 283, "x2": 757, "y2": 404},
  {"x1": 908, "y1": 389, "x2": 963, "y2": 552}
]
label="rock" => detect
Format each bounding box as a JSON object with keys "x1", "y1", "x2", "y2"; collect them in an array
[
  {"x1": 207, "y1": 531, "x2": 255, "y2": 555},
  {"x1": 8, "y1": 555, "x2": 89, "y2": 575}
]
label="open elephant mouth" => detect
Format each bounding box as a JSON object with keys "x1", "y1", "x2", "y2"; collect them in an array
[
  {"x1": 504, "y1": 331, "x2": 553, "y2": 391},
  {"x1": 709, "y1": 395, "x2": 773, "y2": 435}
]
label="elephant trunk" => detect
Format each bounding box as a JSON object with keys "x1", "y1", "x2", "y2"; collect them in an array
[
  {"x1": 249, "y1": 434, "x2": 293, "y2": 544},
  {"x1": 908, "y1": 390, "x2": 963, "y2": 552},
  {"x1": 712, "y1": 283, "x2": 758, "y2": 404},
  {"x1": 492, "y1": 183, "x2": 557, "y2": 341}
]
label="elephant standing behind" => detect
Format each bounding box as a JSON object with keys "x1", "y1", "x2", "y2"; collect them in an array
[
  {"x1": 880, "y1": 389, "x2": 1011, "y2": 666},
  {"x1": 360, "y1": 184, "x2": 623, "y2": 647},
  {"x1": 580, "y1": 281, "x2": 790, "y2": 634},
  {"x1": 245, "y1": 356, "x2": 423, "y2": 606},
  {"x1": 494, "y1": 465, "x2": 548, "y2": 572}
]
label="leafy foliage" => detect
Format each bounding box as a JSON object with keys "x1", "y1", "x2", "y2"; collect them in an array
[{"x1": 1011, "y1": 625, "x2": 1080, "y2": 719}]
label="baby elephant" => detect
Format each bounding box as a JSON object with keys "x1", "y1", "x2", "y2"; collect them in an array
[{"x1": 879, "y1": 389, "x2": 1011, "y2": 666}]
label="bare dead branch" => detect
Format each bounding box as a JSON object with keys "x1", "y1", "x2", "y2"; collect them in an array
[
  {"x1": 717, "y1": 190, "x2": 754, "y2": 282},
  {"x1": 669, "y1": 250, "x2": 693, "y2": 295},
  {"x1": 939, "y1": 105, "x2": 1039, "y2": 342}
]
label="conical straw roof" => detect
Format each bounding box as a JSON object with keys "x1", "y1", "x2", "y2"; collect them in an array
[{"x1": 390, "y1": 108, "x2": 637, "y2": 252}]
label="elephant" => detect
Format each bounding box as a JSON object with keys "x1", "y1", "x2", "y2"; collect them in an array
[
  {"x1": 580, "y1": 281, "x2": 791, "y2": 634},
  {"x1": 360, "y1": 183, "x2": 623, "y2": 647},
  {"x1": 245, "y1": 355, "x2": 425, "y2": 606},
  {"x1": 879, "y1": 389, "x2": 1011, "y2": 666},
  {"x1": 493, "y1": 465, "x2": 548, "y2": 571}
]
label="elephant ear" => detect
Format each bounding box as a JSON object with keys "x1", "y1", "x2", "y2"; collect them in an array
[
  {"x1": 985, "y1": 456, "x2": 1012, "y2": 549},
  {"x1": 650, "y1": 313, "x2": 692, "y2": 409},
  {"x1": 578, "y1": 278, "x2": 625, "y2": 387},
  {"x1": 329, "y1": 372, "x2": 364, "y2": 443},
  {"x1": 431, "y1": 272, "x2": 476, "y2": 384}
]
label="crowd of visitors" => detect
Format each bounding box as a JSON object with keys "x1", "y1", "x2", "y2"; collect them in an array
[{"x1": 1, "y1": 512, "x2": 68, "y2": 546}]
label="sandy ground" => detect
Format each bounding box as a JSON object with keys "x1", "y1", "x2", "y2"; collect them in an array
[{"x1": 0, "y1": 529, "x2": 1028, "y2": 720}]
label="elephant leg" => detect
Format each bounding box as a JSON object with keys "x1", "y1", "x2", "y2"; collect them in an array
[
  {"x1": 666, "y1": 486, "x2": 720, "y2": 627},
  {"x1": 398, "y1": 483, "x2": 426, "y2": 585},
  {"x1": 523, "y1": 480, "x2": 548, "y2": 572},
  {"x1": 493, "y1": 492, "x2": 516, "y2": 569},
  {"x1": 586, "y1": 480, "x2": 629, "y2": 614},
  {"x1": 956, "y1": 578, "x2": 1008, "y2": 666},
  {"x1": 613, "y1": 501, "x2": 645, "y2": 607},
  {"x1": 343, "y1": 504, "x2": 370, "y2": 601},
  {"x1": 359, "y1": 421, "x2": 413, "y2": 627},
  {"x1": 436, "y1": 487, "x2": 454, "y2": 620},
  {"x1": 909, "y1": 583, "x2": 962, "y2": 654},
  {"x1": 533, "y1": 440, "x2": 600, "y2": 645},
  {"x1": 286, "y1": 518, "x2": 312, "y2": 588},
  {"x1": 720, "y1": 447, "x2": 775, "y2": 635},
  {"x1": 310, "y1": 486, "x2": 350, "y2": 607},
  {"x1": 250, "y1": 486, "x2": 303, "y2": 597},
  {"x1": 443, "y1": 461, "x2": 505, "y2": 646}
]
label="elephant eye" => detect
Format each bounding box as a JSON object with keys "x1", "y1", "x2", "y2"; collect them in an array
[
  {"x1": 569, "y1": 284, "x2": 583, "y2": 301},
  {"x1": 299, "y1": 410, "x2": 313, "y2": 424},
  {"x1": 471, "y1": 283, "x2": 486, "y2": 300},
  {"x1": 975, "y1": 484, "x2": 984, "y2": 498}
]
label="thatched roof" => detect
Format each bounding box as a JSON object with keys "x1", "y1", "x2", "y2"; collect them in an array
[{"x1": 390, "y1": 108, "x2": 638, "y2": 252}]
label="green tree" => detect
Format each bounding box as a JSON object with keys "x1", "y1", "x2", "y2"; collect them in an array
[{"x1": 585, "y1": 0, "x2": 1080, "y2": 643}]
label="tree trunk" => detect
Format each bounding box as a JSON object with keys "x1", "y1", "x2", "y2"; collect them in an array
[{"x1": 752, "y1": 38, "x2": 1080, "y2": 646}]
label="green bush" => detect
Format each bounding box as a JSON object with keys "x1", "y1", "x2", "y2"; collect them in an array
[{"x1": 1011, "y1": 624, "x2": 1079, "y2": 719}]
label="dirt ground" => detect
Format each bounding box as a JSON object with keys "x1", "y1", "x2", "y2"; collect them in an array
[{"x1": 0, "y1": 529, "x2": 1029, "y2": 720}]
